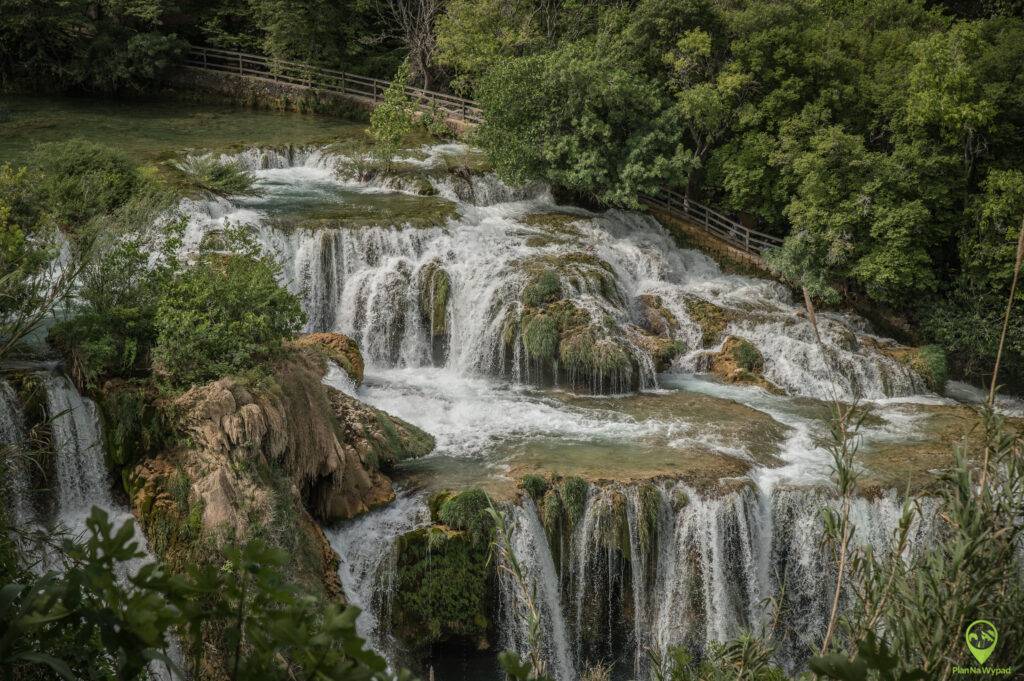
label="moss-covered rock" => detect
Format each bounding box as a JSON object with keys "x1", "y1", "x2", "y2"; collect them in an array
[
  {"x1": 683, "y1": 295, "x2": 735, "y2": 345},
  {"x1": 292, "y1": 333, "x2": 364, "y2": 385},
  {"x1": 418, "y1": 261, "x2": 451, "y2": 336},
  {"x1": 906, "y1": 345, "x2": 949, "y2": 393},
  {"x1": 709, "y1": 337, "x2": 783, "y2": 394},
  {"x1": 393, "y1": 488, "x2": 496, "y2": 652},
  {"x1": 637, "y1": 294, "x2": 680, "y2": 338}
]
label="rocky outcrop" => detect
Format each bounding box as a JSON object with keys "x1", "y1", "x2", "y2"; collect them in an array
[
  {"x1": 126, "y1": 337, "x2": 434, "y2": 594},
  {"x1": 292, "y1": 332, "x2": 365, "y2": 385},
  {"x1": 709, "y1": 336, "x2": 784, "y2": 394}
]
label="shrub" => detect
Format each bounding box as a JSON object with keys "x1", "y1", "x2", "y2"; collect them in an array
[
  {"x1": 910, "y1": 344, "x2": 948, "y2": 393},
  {"x1": 370, "y1": 60, "x2": 415, "y2": 166},
  {"x1": 28, "y1": 140, "x2": 143, "y2": 228},
  {"x1": 152, "y1": 238, "x2": 306, "y2": 387},
  {"x1": 172, "y1": 155, "x2": 262, "y2": 197},
  {"x1": 437, "y1": 487, "x2": 495, "y2": 545}
]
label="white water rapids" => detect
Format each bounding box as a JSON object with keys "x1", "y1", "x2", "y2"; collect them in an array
[{"x1": 180, "y1": 143, "x2": 968, "y2": 677}]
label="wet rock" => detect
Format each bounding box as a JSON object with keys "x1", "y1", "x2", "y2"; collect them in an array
[
  {"x1": 709, "y1": 336, "x2": 785, "y2": 394},
  {"x1": 292, "y1": 332, "x2": 364, "y2": 385}
]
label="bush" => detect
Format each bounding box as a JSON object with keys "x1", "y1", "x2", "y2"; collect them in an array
[
  {"x1": 910, "y1": 344, "x2": 948, "y2": 393},
  {"x1": 29, "y1": 140, "x2": 144, "y2": 228},
  {"x1": 172, "y1": 155, "x2": 262, "y2": 197},
  {"x1": 437, "y1": 487, "x2": 495, "y2": 545},
  {"x1": 152, "y1": 236, "x2": 306, "y2": 387}
]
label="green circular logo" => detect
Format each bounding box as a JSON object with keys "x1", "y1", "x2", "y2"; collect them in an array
[{"x1": 965, "y1": 620, "x2": 998, "y2": 665}]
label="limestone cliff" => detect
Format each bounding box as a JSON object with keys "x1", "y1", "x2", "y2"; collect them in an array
[{"x1": 126, "y1": 334, "x2": 434, "y2": 592}]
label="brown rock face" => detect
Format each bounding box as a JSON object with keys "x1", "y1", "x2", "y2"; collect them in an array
[
  {"x1": 291, "y1": 333, "x2": 365, "y2": 385},
  {"x1": 709, "y1": 336, "x2": 784, "y2": 394}
]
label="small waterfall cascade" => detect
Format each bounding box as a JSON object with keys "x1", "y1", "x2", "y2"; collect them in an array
[
  {"x1": 1, "y1": 379, "x2": 37, "y2": 528},
  {"x1": 491, "y1": 482, "x2": 937, "y2": 678},
  {"x1": 43, "y1": 373, "x2": 114, "y2": 530},
  {"x1": 177, "y1": 144, "x2": 933, "y2": 401},
  {"x1": 498, "y1": 498, "x2": 577, "y2": 681},
  {"x1": 327, "y1": 493, "x2": 430, "y2": 663}
]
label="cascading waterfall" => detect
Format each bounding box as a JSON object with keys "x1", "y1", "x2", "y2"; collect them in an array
[
  {"x1": 178, "y1": 144, "x2": 934, "y2": 402},
  {"x1": 499, "y1": 498, "x2": 577, "y2": 681},
  {"x1": 327, "y1": 493, "x2": 430, "y2": 663},
  {"x1": 167, "y1": 141, "x2": 963, "y2": 677},
  {"x1": 43, "y1": 373, "x2": 115, "y2": 531},
  {"x1": 499, "y1": 483, "x2": 938, "y2": 678},
  {"x1": 0, "y1": 379, "x2": 36, "y2": 528}
]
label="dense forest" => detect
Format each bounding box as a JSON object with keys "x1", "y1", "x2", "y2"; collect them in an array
[
  {"x1": 8, "y1": 0, "x2": 1024, "y2": 389},
  {"x1": 2, "y1": 1, "x2": 1024, "y2": 680}
]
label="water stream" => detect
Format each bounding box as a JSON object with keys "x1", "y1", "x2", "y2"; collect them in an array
[{"x1": 169, "y1": 142, "x2": 979, "y2": 676}]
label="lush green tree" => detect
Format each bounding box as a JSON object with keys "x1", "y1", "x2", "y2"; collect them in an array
[
  {"x1": 0, "y1": 0, "x2": 183, "y2": 93},
  {"x1": 152, "y1": 229, "x2": 306, "y2": 387},
  {"x1": 476, "y1": 36, "x2": 686, "y2": 206},
  {"x1": 28, "y1": 140, "x2": 146, "y2": 230},
  {"x1": 370, "y1": 61, "x2": 416, "y2": 167}
]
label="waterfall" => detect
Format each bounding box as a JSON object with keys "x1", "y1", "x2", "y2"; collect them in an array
[
  {"x1": 327, "y1": 492, "x2": 430, "y2": 664},
  {"x1": 483, "y1": 482, "x2": 939, "y2": 677},
  {"x1": 1, "y1": 379, "x2": 37, "y2": 528},
  {"x1": 175, "y1": 143, "x2": 938, "y2": 401},
  {"x1": 43, "y1": 373, "x2": 114, "y2": 531},
  {"x1": 499, "y1": 498, "x2": 576, "y2": 681}
]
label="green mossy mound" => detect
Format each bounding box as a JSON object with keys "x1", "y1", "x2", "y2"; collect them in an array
[
  {"x1": 393, "y1": 488, "x2": 497, "y2": 652},
  {"x1": 418, "y1": 261, "x2": 451, "y2": 337},
  {"x1": 502, "y1": 253, "x2": 640, "y2": 393},
  {"x1": 267, "y1": 196, "x2": 457, "y2": 232},
  {"x1": 683, "y1": 295, "x2": 736, "y2": 345},
  {"x1": 709, "y1": 337, "x2": 783, "y2": 394}
]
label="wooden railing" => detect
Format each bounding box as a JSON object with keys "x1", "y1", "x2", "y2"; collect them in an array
[
  {"x1": 183, "y1": 44, "x2": 483, "y2": 124},
  {"x1": 182, "y1": 45, "x2": 783, "y2": 256},
  {"x1": 640, "y1": 189, "x2": 783, "y2": 257}
]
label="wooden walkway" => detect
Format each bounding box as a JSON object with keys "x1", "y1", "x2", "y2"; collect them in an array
[
  {"x1": 182, "y1": 44, "x2": 782, "y2": 258},
  {"x1": 184, "y1": 45, "x2": 482, "y2": 124}
]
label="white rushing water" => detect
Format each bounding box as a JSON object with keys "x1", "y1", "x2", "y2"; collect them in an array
[
  {"x1": 178, "y1": 144, "x2": 930, "y2": 403},
  {"x1": 169, "y1": 143, "x2": 963, "y2": 676},
  {"x1": 327, "y1": 492, "x2": 430, "y2": 662}
]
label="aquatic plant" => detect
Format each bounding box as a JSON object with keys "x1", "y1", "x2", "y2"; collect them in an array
[
  {"x1": 520, "y1": 474, "x2": 549, "y2": 502},
  {"x1": 172, "y1": 154, "x2": 262, "y2": 197},
  {"x1": 522, "y1": 269, "x2": 562, "y2": 308}
]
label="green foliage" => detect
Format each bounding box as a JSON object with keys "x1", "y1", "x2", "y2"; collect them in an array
[
  {"x1": 0, "y1": 0, "x2": 184, "y2": 93},
  {"x1": 1, "y1": 507, "x2": 402, "y2": 680},
  {"x1": 370, "y1": 61, "x2": 416, "y2": 167},
  {"x1": 731, "y1": 339, "x2": 764, "y2": 373},
  {"x1": 909, "y1": 345, "x2": 948, "y2": 393},
  {"x1": 522, "y1": 269, "x2": 562, "y2": 308},
  {"x1": 393, "y1": 523, "x2": 493, "y2": 650},
  {"x1": 172, "y1": 155, "x2": 262, "y2": 198},
  {"x1": 152, "y1": 228, "x2": 306, "y2": 386},
  {"x1": 0, "y1": 164, "x2": 56, "y2": 322},
  {"x1": 519, "y1": 474, "x2": 549, "y2": 502},
  {"x1": 28, "y1": 139, "x2": 144, "y2": 229},
  {"x1": 559, "y1": 476, "x2": 588, "y2": 529},
  {"x1": 475, "y1": 36, "x2": 688, "y2": 206},
  {"x1": 436, "y1": 487, "x2": 495, "y2": 545},
  {"x1": 522, "y1": 312, "x2": 560, "y2": 361}
]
